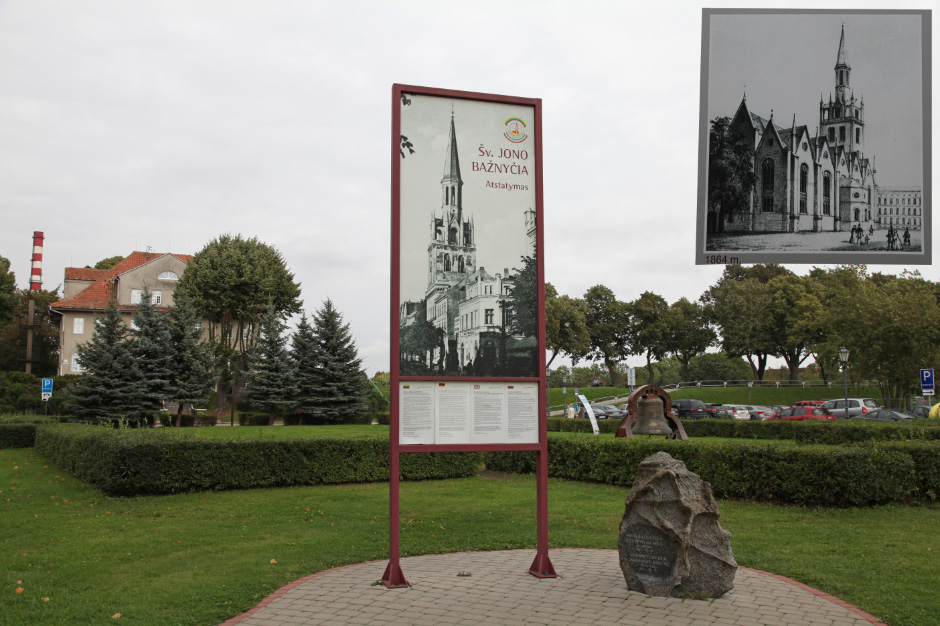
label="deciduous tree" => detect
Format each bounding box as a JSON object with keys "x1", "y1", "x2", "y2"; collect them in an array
[
  {"x1": 583, "y1": 285, "x2": 631, "y2": 386},
  {"x1": 627, "y1": 291, "x2": 669, "y2": 386},
  {"x1": 708, "y1": 116, "x2": 756, "y2": 233},
  {"x1": 662, "y1": 297, "x2": 715, "y2": 381},
  {"x1": 545, "y1": 283, "x2": 590, "y2": 368}
]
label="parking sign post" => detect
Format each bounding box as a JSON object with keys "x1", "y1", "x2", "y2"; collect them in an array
[{"x1": 921, "y1": 369, "x2": 935, "y2": 397}]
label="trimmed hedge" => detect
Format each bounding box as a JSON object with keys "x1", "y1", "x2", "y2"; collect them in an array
[
  {"x1": 34, "y1": 425, "x2": 482, "y2": 497},
  {"x1": 546, "y1": 417, "x2": 940, "y2": 443},
  {"x1": 486, "y1": 437, "x2": 938, "y2": 506},
  {"x1": 0, "y1": 424, "x2": 40, "y2": 448}
]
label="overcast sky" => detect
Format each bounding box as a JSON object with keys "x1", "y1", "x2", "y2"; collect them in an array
[{"x1": 1, "y1": 1, "x2": 935, "y2": 376}]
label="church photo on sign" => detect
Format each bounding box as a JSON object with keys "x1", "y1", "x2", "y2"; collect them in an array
[
  {"x1": 397, "y1": 93, "x2": 539, "y2": 378},
  {"x1": 698, "y1": 10, "x2": 930, "y2": 265}
]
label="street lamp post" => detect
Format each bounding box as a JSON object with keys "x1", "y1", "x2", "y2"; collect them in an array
[
  {"x1": 563, "y1": 375, "x2": 568, "y2": 414},
  {"x1": 839, "y1": 347, "x2": 850, "y2": 420}
]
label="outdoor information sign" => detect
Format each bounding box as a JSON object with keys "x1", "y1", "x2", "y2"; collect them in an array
[
  {"x1": 922, "y1": 369, "x2": 935, "y2": 396},
  {"x1": 41, "y1": 378, "x2": 53, "y2": 401},
  {"x1": 389, "y1": 84, "x2": 548, "y2": 587}
]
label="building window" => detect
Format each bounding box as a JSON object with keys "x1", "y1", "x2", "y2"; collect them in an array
[
  {"x1": 73, "y1": 317, "x2": 85, "y2": 335},
  {"x1": 856, "y1": 128, "x2": 860, "y2": 143},
  {"x1": 840, "y1": 126, "x2": 845, "y2": 142},
  {"x1": 761, "y1": 159, "x2": 775, "y2": 212},
  {"x1": 823, "y1": 172, "x2": 831, "y2": 216},
  {"x1": 158, "y1": 271, "x2": 179, "y2": 281},
  {"x1": 131, "y1": 289, "x2": 142, "y2": 304},
  {"x1": 71, "y1": 352, "x2": 82, "y2": 373},
  {"x1": 799, "y1": 164, "x2": 808, "y2": 214},
  {"x1": 194, "y1": 321, "x2": 203, "y2": 331},
  {"x1": 828, "y1": 128, "x2": 835, "y2": 143},
  {"x1": 151, "y1": 290, "x2": 162, "y2": 305},
  {"x1": 485, "y1": 309, "x2": 494, "y2": 325}
]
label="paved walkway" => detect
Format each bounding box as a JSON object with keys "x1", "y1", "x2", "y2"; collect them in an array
[{"x1": 222, "y1": 549, "x2": 886, "y2": 626}]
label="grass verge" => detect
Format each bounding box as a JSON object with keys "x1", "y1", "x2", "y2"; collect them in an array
[{"x1": 2, "y1": 448, "x2": 938, "y2": 626}]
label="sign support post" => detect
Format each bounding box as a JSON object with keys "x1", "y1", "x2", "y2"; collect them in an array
[{"x1": 386, "y1": 84, "x2": 552, "y2": 587}]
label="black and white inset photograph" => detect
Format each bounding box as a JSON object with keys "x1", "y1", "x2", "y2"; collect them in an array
[
  {"x1": 398, "y1": 93, "x2": 539, "y2": 378},
  {"x1": 698, "y1": 10, "x2": 931, "y2": 265}
]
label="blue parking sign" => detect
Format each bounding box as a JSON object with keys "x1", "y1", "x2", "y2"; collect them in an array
[
  {"x1": 921, "y1": 369, "x2": 934, "y2": 392},
  {"x1": 41, "y1": 378, "x2": 54, "y2": 393}
]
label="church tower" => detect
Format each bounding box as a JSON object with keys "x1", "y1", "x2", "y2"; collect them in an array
[
  {"x1": 426, "y1": 113, "x2": 476, "y2": 296},
  {"x1": 820, "y1": 25, "x2": 865, "y2": 157}
]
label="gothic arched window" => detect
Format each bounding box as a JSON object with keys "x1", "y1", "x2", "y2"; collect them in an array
[
  {"x1": 457, "y1": 256, "x2": 465, "y2": 273},
  {"x1": 449, "y1": 227, "x2": 457, "y2": 244},
  {"x1": 822, "y1": 172, "x2": 831, "y2": 216},
  {"x1": 443, "y1": 254, "x2": 451, "y2": 272},
  {"x1": 799, "y1": 164, "x2": 808, "y2": 214},
  {"x1": 761, "y1": 159, "x2": 775, "y2": 213}
]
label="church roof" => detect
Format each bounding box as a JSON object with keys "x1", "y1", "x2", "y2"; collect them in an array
[
  {"x1": 836, "y1": 25, "x2": 850, "y2": 68},
  {"x1": 442, "y1": 113, "x2": 461, "y2": 182}
]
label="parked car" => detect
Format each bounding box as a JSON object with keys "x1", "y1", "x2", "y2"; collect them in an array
[
  {"x1": 793, "y1": 400, "x2": 827, "y2": 408},
  {"x1": 821, "y1": 398, "x2": 881, "y2": 419},
  {"x1": 670, "y1": 398, "x2": 713, "y2": 419},
  {"x1": 717, "y1": 404, "x2": 751, "y2": 420},
  {"x1": 580, "y1": 403, "x2": 623, "y2": 420},
  {"x1": 858, "y1": 409, "x2": 917, "y2": 422},
  {"x1": 743, "y1": 405, "x2": 774, "y2": 420},
  {"x1": 765, "y1": 407, "x2": 837, "y2": 422}
]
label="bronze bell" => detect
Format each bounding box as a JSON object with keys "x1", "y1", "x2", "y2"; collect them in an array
[{"x1": 632, "y1": 396, "x2": 673, "y2": 436}]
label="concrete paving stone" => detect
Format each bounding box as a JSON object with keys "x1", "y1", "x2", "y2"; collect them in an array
[{"x1": 221, "y1": 550, "x2": 888, "y2": 626}]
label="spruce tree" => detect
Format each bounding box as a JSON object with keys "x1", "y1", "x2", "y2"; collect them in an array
[
  {"x1": 131, "y1": 289, "x2": 173, "y2": 418},
  {"x1": 166, "y1": 292, "x2": 215, "y2": 427},
  {"x1": 307, "y1": 299, "x2": 366, "y2": 423},
  {"x1": 70, "y1": 300, "x2": 148, "y2": 423},
  {"x1": 243, "y1": 305, "x2": 297, "y2": 425},
  {"x1": 290, "y1": 313, "x2": 321, "y2": 422}
]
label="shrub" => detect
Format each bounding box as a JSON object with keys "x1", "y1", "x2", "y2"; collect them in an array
[
  {"x1": 0, "y1": 424, "x2": 39, "y2": 448},
  {"x1": 490, "y1": 437, "x2": 929, "y2": 506},
  {"x1": 34, "y1": 425, "x2": 481, "y2": 496},
  {"x1": 238, "y1": 413, "x2": 271, "y2": 427}
]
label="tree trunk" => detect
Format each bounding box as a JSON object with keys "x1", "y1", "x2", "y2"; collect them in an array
[
  {"x1": 645, "y1": 350, "x2": 656, "y2": 386},
  {"x1": 747, "y1": 352, "x2": 768, "y2": 381},
  {"x1": 268, "y1": 412, "x2": 275, "y2": 426},
  {"x1": 604, "y1": 356, "x2": 620, "y2": 387},
  {"x1": 174, "y1": 404, "x2": 183, "y2": 428}
]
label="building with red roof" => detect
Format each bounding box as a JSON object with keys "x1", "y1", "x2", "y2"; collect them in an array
[{"x1": 51, "y1": 251, "x2": 199, "y2": 375}]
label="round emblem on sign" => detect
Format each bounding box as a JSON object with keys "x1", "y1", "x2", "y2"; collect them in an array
[{"x1": 503, "y1": 117, "x2": 528, "y2": 143}]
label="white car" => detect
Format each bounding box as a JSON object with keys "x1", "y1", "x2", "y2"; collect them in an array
[{"x1": 720, "y1": 404, "x2": 752, "y2": 421}]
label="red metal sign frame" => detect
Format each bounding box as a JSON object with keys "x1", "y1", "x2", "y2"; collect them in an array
[{"x1": 385, "y1": 84, "x2": 552, "y2": 587}]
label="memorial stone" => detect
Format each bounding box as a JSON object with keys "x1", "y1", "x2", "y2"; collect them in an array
[{"x1": 618, "y1": 452, "x2": 736, "y2": 598}]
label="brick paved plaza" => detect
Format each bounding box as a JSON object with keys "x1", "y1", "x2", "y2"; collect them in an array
[{"x1": 223, "y1": 549, "x2": 885, "y2": 626}]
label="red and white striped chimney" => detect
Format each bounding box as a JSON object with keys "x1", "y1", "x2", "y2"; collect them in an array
[{"x1": 29, "y1": 231, "x2": 43, "y2": 292}]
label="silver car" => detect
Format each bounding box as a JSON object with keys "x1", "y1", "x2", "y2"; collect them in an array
[
  {"x1": 719, "y1": 404, "x2": 752, "y2": 421},
  {"x1": 821, "y1": 398, "x2": 881, "y2": 419}
]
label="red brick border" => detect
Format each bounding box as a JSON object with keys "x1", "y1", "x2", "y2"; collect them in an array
[{"x1": 740, "y1": 566, "x2": 888, "y2": 625}]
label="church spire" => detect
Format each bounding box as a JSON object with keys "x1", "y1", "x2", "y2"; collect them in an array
[
  {"x1": 442, "y1": 112, "x2": 462, "y2": 184},
  {"x1": 835, "y1": 25, "x2": 852, "y2": 103},
  {"x1": 836, "y1": 24, "x2": 850, "y2": 69}
]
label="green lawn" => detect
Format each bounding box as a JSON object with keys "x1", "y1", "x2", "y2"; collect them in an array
[{"x1": 2, "y1": 447, "x2": 939, "y2": 626}]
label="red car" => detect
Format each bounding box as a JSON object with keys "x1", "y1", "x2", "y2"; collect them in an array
[{"x1": 765, "y1": 407, "x2": 836, "y2": 421}]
